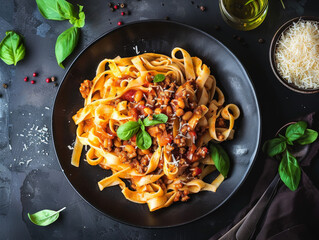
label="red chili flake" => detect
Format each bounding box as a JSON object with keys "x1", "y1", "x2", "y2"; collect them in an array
[
  {"x1": 45, "y1": 78, "x2": 51, "y2": 83},
  {"x1": 33, "y1": 72, "x2": 38, "y2": 77},
  {"x1": 114, "y1": 5, "x2": 118, "y2": 9},
  {"x1": 193, "y1": 167, "x2": 202, "y2": 176},
  {"x1": 117, "y1": 21, "x2": 123, "y2": 26},
  {"x1": 31, "y1": 80, "x2": 36, "y2": 84},
  {"x1": 121, "y1": 11, "x2": 125, "y2": 16},
  {"x1": 24, "y1": 77, "x2": 28, "y2": 82},
  {"x1": 202, "y1": 147, "x2": 208, "y2": 154}
]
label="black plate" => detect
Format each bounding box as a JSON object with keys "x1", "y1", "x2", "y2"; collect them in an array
[{"x1": 52, "y1": 20, "x2": 261, "y2": 228}]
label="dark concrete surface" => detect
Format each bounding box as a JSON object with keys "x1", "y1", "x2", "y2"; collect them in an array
[{"x1": 0, "y1": 0, "x2": 318, "y2": 239}]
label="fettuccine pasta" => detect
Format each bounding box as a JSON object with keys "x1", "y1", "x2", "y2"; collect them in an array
[{"x1": 72, "y1": 48, "x2": 240, "y2": 211}]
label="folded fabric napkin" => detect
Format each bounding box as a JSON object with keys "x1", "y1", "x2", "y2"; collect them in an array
[{"x1": 210, "y1": 112, "x2": 319, "y2": 240}]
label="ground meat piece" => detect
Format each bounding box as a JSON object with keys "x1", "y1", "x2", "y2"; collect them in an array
[{"x1": 79, "y1": 80, "x2": 93, "y2": 98}]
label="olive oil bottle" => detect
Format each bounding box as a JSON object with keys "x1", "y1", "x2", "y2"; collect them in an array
[{"x1": 219, "y1": 0, "x2": 268, "y2": 31}]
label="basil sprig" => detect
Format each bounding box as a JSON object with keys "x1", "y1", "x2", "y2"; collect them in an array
[
  {"x1": 143, "y1": 113, "x2": 168, "y2": 126},
  {"x1": 116, "y1": 114, "x2": 168, "y2": 150},
  {"x1": 0, "y1": 31, "x2": 25, "y2": 66},
  {"x1": 279, "y1": 150, "x2": 301, "y2": 191},
  {"x1": 137, "y1": 130, "x2": 152, "y2": 150},
  {"x1": 209, "y1": 142, "x2": 230, "y2": 178},
  {"x1": 55, "y1": 27, "x2": 80, "y2": 68},
  {"x1": 153, "y1": 74, "x2": 166, "y2": 83},
  {"x1": 35, "y1": 0, "x2": 86, "y2": 68},
  {"x1": 263, "y1": 121, "x2": 318, "y2": 191},
  {"x1": 28, "y1": 207, "x2": 66, "y2": 226}
]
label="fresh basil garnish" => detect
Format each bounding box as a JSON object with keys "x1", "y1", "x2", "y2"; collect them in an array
[
  {"x1": 285, "y1": 121, "x2": 307, "y2": 142},
  {"x1": 0, "y1": 31, "x2": 25, "y2": 66},
  {"x1": 136, "y1": 130, "x2": 152, "y2": 150},
  {"x1": 35, "y1": 0, "x2": 76, "y2": 20},
  {"x1": 263, "y1": 121, "x2": 318, "y2": 191},
  {"x1": 296, "y1": 129, "x2": 318, "y2": 145},
  {"x1": 143, "y1": 113, "x2": 168, "y2": 126},
  {"x1": 262, "y1": 137, "x2": 286, "y2": 157},
  {"x1": 116, "y1": 121, "x2": 141, "y2": 140},
  {"x1": 278, "y1": 150, "x2": 301, "y2": 191},
  {"x1": 35, "y1": 0, "x2": 85, "y2": 68},
  {"x1": 28, "y1": 207, "x2": 66, "y2": 226},
  {"x1": 209, "y1": 142, "x2": 230, "y2": 178},
  {"x1": 55, "y1": 26, "x2": 79, "y2": 68},
  {"x1": 153, "y1": 74, "x2": 166, "y2": 83}
]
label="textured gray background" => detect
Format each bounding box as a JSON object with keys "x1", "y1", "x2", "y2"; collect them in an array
[{"x1": 0, "y1": 0, "x2": 318, "y2": 239}]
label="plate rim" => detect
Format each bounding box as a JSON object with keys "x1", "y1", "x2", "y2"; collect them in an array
[{"x1": 51, "y1": 19, "x2": 262, "y2": 228}]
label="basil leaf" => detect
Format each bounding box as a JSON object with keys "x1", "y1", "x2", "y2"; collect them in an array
[
  {"x1": 209, "y1": 142, "x2": 230, "y2": 178},
  {"x1": 69, "y1": 5, "x2": 85, "y2": 28},
  {"x1": 136, "y1": 130, "x2": 152, "y2": 150},
  {"x1": 35, "y1": 0, "x2": 75, "y2": 20},
  {"x1": 143, "y1": 114, "x2": 168, "y2": 126},
  {"x1": 297, "y1": 129, "x2": 318, "y2": 145},
  {"x1": 153, "y1": 74, "x2": 166, "y2": 83},
  {"x1": 285, "y1": 121, "x2": 307, "y2": 142},
  {"x1": 116, "y1": 121, "x2": 141, "y2": 140},
  {"x1": 55, "y1": 26, "x2": 79, "y2": 68},
  {"x1": 278, "y1": 150, "x2": 301, "y2": 191},
  {"x1": 0, "y1": 31, "x2": 25, "y2": 66},
  {"x1": 28, "y1": 207, "x2": 66, "y2": 226},
  {"x1": 262, "y1": 137, "x2": 287, "y2": 157}
]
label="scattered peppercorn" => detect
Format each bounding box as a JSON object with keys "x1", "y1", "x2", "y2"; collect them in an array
[
  {"x1": 191, "y1": 1, "x2": 194, "y2": 4},
  {"x1": 232, "y1": 34, "x2": 237, "y2": 39},
  {"x1": 45, "y1": 78, "x2": 51, "y2": 83},
  {"x1": 33, "y1": 72, "x2": 38, "y2": 77},
  {"x1": 31, "y1": 80, "x2": 35, "y2": 84},
  {"x1": 118, "y1": 21, "x2": 123, "y2": 26},
  {"x1": 3, "y1": 83, "x2": 8, "y2": 89},
  {"x1": 125, "y1": 10, "x2": 130, "y2": 15},
  {"x1": 108, "y1": 2, "x2": 113, "y2": 7},
  {"x1": 200, "y1": 6, "x2": 206, "y2": 11},
  {"x1": 54, "y1": 83, "x2": 58, "y2": 87},
  {"x1": 110, "y1": 7, "x2": 114, "y2": 12},
  {"x1": 120, "y1": 3, "x2": 125, "y2": 8},
  {"x1": 121, "y1": 11, "x2": 125, "y2": 16},
  {"x1": 258, "y1": 38, "x2": 265, "y2": 44},
  {"x1": 236, "y1": 36, "x2": 242, "y2": 41},
  {"x1": 165, "y1": 16, "x2": 170, "y2": 20},
  {"x1": 51, "y1": 76, "x2": 56, "y2": 82},
  {"x1": 114, "y1": 5, "x2": 118, "y2": 9},
  {"x1": 24, "y1": 77, "x2": 28, "y2": 82},
  {"x1": 214, "y1": 25, "x2": 221, "y2": 30},
  {"x1": 161, "y1": 3, "x2": 164, "y2": 6}
]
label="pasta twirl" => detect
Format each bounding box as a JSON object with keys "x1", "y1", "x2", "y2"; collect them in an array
[{"x1": 72, "y1": 48, "x2": 240, "y2": 211}]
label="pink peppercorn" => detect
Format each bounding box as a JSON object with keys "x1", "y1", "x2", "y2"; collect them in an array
[
  {"x1": 114, "y1": 5, "x2": 118, "y2": 9},
  {"x1": 117, "y1": 21, "x2": 123, "y2": 26},
  {"x1": 45, "y1": 78, "x2": 50, "y2": 83},
  {"x1": 33, "y1": 72, "x2": 38, "y2": 77},
  {"x1": 121, "y1": 11, "x2": 125, "y2": 16},
  {"x1": 31, "y1": 80, "x2": 36, "y2": 84},
  {"x1": 24, "y1": 77, "x2": 28, "y2": 82}
]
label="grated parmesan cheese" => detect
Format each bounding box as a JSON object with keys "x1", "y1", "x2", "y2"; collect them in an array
[{"x1": 275, "y1": 20, "x2": 319, "y2": 89}]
